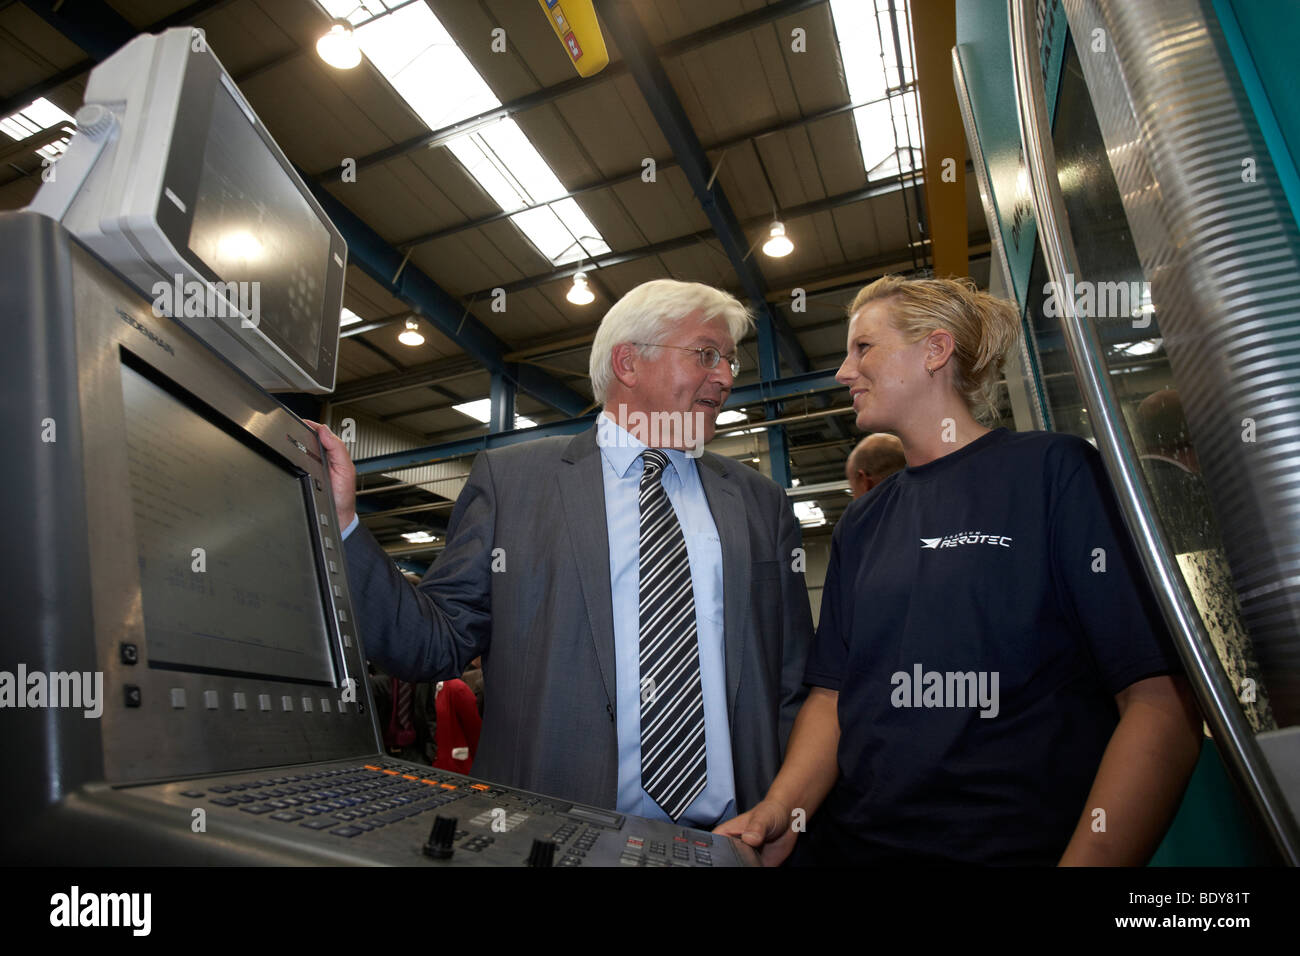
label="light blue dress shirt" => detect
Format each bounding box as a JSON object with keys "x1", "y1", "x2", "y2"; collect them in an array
[{"x1": 596, "y1": 413, "x2": 736, "y2": 828}]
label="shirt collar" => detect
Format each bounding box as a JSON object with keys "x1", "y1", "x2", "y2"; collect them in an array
[{"x1": 597, "y1": 411, "x2": 696, "y2": 481}]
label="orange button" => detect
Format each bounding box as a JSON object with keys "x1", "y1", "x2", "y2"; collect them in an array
[
  {"x1": 382, "y1": 769, "x2": 398, "y2": 775},
  {"x1": 440, "y1": 783, "x2": 457, "y2": 790},
  {"x1": 363, "y1": 764, "x2": 381, "y2": 771},
  {"x1": 471, "y1": 784, "x2": 491, "y2": 791},
  {"x1": 402, "y1": 774, "x2": 418, "y2": 780},
  {"x1": 421, "y1": 779, "x2": 439, "y2": 786}
]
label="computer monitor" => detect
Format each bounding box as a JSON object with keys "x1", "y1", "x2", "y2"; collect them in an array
[{"x1": 27, "y1": 27, "x2": 345, "y2": 394}]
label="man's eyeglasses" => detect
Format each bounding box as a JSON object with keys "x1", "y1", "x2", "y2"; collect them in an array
[{"x1": 632, "y1": 343, "x2": 740, "y2": 376}]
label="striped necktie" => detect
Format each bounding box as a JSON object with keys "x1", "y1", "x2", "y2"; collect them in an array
[{"x1": 637, "y1": 449, "x2": 706, "y2": 821}]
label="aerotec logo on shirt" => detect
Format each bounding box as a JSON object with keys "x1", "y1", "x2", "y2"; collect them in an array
[{"x1": 920, "y1": 531, "x2": 1013, "y2": 550}]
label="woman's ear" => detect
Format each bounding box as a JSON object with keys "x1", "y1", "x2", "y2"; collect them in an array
[{"x1": 927, "y1": 329, "x2": 956, "y2": 371}]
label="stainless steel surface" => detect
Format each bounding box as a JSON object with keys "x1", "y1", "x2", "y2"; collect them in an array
[
  {"x1": 67, "y1": 237, "x2": 378, "y2": 785},
  {"x1": 10, "y1": 757, "x2": 757, "y2": 867},
  {"x1": 1009, "y1": 0, "x2": 1299, "y2": 862},
  {"x1": 952, "y1": 43, "x2": 1048, "y2": 432}
]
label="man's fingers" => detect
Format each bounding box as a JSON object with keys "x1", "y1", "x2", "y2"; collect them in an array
[{"x1": 305, "y1": 419, "x2": 340, "y2": 453}]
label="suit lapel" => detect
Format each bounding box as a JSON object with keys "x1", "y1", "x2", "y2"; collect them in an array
[
  {"x1": 558, "y1": 427, "x2": 617, "y2": 709},
  {"x1": 696, "y1": 453, "x2": 750, "y2": 723}
]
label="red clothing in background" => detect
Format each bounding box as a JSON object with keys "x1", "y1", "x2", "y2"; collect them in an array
[{"x1": 433, "y1": 678, "x2": 482, "y2": 774}]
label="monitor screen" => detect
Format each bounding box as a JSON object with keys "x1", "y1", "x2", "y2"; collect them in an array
[
  {"x1": 185, "y1": 79, "x2": 334, "y2": 373},
  {"x1": 120, "y1": 361, "x2": 335, "y2": 685}
]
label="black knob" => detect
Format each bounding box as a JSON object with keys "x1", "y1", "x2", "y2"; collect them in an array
[
  {"x1": 526, "y1": 838, "x2": 556, "y2": 867},
  {"x1": 423, "y1": 815, "x2": 458, "y2": 860}
]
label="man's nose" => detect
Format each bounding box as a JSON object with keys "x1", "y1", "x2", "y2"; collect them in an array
[{"x1": 711, "y1": 358, "x2": 734, "y2": 388}]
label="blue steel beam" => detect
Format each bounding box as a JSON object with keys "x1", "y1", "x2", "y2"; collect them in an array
[
  {"x1": 354, "y1": 368, "x2": 845, "y2": 475},
  {"x1": 598, "y1": 0, "x2": 810, "y2": 378},
  {"x1": 489, "y1": 368, "x2": 517, "y2": 433},
  {"x1": 355, "y1": 417, "x2": 597, "y2": 475},
  {"x1": 23, "y1": 0, "x2": 137, "y2": 61},
  {"x1": 726, "y1": 369, "x2": 842, "y2": 407},
  {"x1": 306, "y1": 183, "x2": 589, "y2": 418}
]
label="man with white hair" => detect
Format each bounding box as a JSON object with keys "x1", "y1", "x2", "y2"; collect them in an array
[{"x1": 310, "y1": 279, "x2": 812, "y2": 828}]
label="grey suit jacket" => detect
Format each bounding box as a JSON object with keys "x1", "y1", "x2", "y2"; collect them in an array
[{"x1": 344, "y1": 425, "x2": 812, "y2": 814}]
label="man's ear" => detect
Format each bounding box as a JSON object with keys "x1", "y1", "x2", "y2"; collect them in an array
[{"x1": 610, "y1": 342, "x2": 639, "y2": 389}]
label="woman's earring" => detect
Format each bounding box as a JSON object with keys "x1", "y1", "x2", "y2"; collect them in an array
[{"x1": 926, "y1": 366, "x2": 935, "y2": 378}]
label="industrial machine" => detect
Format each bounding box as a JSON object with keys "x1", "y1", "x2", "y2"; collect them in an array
[{"x1": 0, "y1": 28, "x2": 755, "y2": 868}]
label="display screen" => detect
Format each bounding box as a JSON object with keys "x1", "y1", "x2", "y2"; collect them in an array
[
  {"x1": 121, "y1": 362, "x2": 335, "y2": 685},
  {"x1": 186, "y1": 80, "x2": 333, "y2": 369}
]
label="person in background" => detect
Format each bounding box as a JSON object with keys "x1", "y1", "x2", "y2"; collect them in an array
[
  {"x1": 717, "y1": 275, "x2": 1202, "y2": 866},
  {"x1": 844, "y1": 433, "x2": 906, "y2": 499},
  {"x1": 434, "y1": 676, "x2": 482, "y2": 775}
]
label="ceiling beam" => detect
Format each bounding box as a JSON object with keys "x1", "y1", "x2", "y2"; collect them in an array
[
  {"x1": 464, "y1": 176, "x2": 919, "y2": 300},
  {"x1": 308, "y1": 0, "x2": 830, "y2": 183},
  {"x1": 306, "y1": 180, "x2": 589, "y2": 416},
  {"x1": 391, "y1": 86, "x2": 914, "y2": 251},
  {"x1": 599, "y1": 0, "x2": 808, "y2": 376}
]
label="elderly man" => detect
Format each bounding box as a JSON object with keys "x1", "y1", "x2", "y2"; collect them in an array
[
  {"x1": 309, "y1": 279, "x2": 812, "y2": 828},
  {"x1": 845, "y1": 433, "x2": 906, "y2": 499}
]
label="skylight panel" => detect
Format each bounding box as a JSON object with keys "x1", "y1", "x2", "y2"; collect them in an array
[
  {"x1": 829, "y1": 0, "x2": 924, "y2": 181},
  {"x1": 340, "y1": 307, "x2": 364, "y2": 327},
  {"x1": 445, "y1": 134, "x2": 528, "y2": 211},
  {"x1": 318, "y1": 0, "x2": 609, "y2": 267},
  {"x1": 1, "y1": 97, "x2": 75, "y2": 161}
]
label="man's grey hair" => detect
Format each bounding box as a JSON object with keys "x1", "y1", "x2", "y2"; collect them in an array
[{"x1": 589, "y1": 279, "x2": 753, "y2": 404}]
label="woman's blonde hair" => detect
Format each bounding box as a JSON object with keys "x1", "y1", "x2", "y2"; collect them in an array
[{"x1": 849, "y1": 275, "x2": 1021, "y2": 421}]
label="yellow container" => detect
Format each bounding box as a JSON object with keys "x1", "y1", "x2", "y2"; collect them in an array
[{"x1": 537, "y1": 0, "x2": 609, "y2": 77}]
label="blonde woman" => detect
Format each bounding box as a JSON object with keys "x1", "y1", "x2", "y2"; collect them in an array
[{"x1": 717, "y1": 276, "x2": 1202, "y2": 866}]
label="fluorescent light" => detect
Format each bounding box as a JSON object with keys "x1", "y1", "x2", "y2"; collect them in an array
[
  {"x1": 340, "y1": 308, "x2": 364, "y2": 327},
  {"x1": 402, "y1": 531, "x2": 438, "y2": 543},
  {"x1": 452, "y1": 399, "x2": 536, "y2": 429},
  {"x1": 715, "y1": 410, "x2": 748, "y2": 425},
  {"x1": 762, "y1": 221, "x2": 793, "y2": 257}
]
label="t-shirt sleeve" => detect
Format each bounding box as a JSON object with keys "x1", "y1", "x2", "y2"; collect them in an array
[
  {"x1": 803, "y1": 524, "x2": 850, "y2": 691},
  {"x1": 1050, "y1": 442, "x2": 1184, "y2": 695}
]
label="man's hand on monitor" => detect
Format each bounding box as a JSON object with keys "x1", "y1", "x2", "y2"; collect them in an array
[{"x1": 304, "y1": 420, "x2": 356, "y2": 529}]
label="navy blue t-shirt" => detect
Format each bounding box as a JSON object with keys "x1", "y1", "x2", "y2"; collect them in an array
[{"x1": 803, "y1": 428, "x2": 1181, "y2": 865}]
